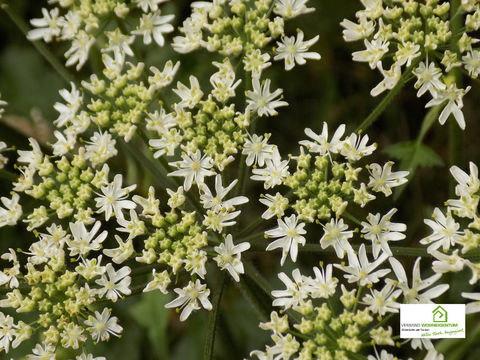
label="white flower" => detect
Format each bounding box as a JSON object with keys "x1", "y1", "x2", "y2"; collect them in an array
[
  {"x1": 135, "y1": 0, "x2": 168, "y2": 12},
  {"x1": 251, "y1": 148, "x2": 290, "y2": 189},
  {"x1": 319, "y1": 218, "x2": 354, "y2": 258},
  {"x1": 421, "y1": 208, "x2": 462, "y2": 252},
  {"x1": 340, "y1": 15, "x2": 375, "y2": 42},
  {"x1": 67, "y1": 221, "x2": 108, "y2": 258},
  {"x1": 362, "y1": 282, "x2": 401, "y2": 316},
  {"x1": 53, "y1": 82, "x2": 82, "y2": 128},
  {"x1": 94, "y1": 174, "x2": 137, "y2": 220},
  {"x1": 274, "y1": 31, "x2": 320, "y2": 71},
  {"x1": 412, "y1": 61, "x2": 446, "y2": 97},
  {"x1": 165, "y1": 280, "x2": 212, "y2": 321},
  {"x1": 265, "y1": 214, "x2": 307, "y2": 265},
  {"x1": 65, "y1": 30, "x2": 95, "y2": 70},
  {"x1": 95, "y1": 264, "x2": 132, "y2": 302},
  {"x1": 115, "y1": 209, "x2": 145, "y2": 239},
  {"x1": 299, "y1": 122, "x2": 346, "y2": 156},
  {"x1": 85, "y1": 132, "x2": 118, "y2": 166},
  {"x1": 0, "y1": 193, "x2": 22, "y2": 228},
  {"x1": 367, "y1": 349, "x2": 399, "y2": 360},
  {"x1": 362, "y1": 208, "x2": 406, "y2": 258},
  {"x1": 371, "y1": 62, "x2": 402, "y2": 97},
  {"x1": 431, "y1": 249, "x2": 466, "y2": 274},
  {"x1": 367, "y1": 162, "x2": 409, "y2": 196},
  {"x1": 242, "y1": 134, "x2": 275, "y2": 167},
  {"x1": 27, "y1": 8, "x2": 63, "y2": 42},
  {"x1": 132, "y1": 11, "x2": 175, "y2": 46},
  {"x1": 273, "y1": 0, "x2": 315, "y2": 18},
  {"x1": 0, "y1": 141, "x2": 8, "y2": 169},
  {"x1": 146, "y1": 108, "x2": 177, "y2": 135},
  {"x1": 389, "y1": 257, "x2": 449, "y2": 303},
  {"x1": 426, "y1": 84, "x2": 471, "y2": 130},
  {"x1": 260, "y1": 193, "x2": 289, "y2": 220},
  {"x1": 149, "y1": 129, "x2": 183, "y2": 158},
  {"x1": 272, "y1": 269, "x2": 308, "y2": 309},
  {"x1": 0, "y1": 312, "x2": 16, "y2": 353},
  {"x1": 340, "y1": 133, "x2": 376, "y2": 161},
  {"x1": 26, "y1": 342, "x2": 56, "y2": 360},
  {"x1": 395, "y1": 41, "x2": 421, "y2": 67},
  {"x1": 103, "y1": 235, "x2": 134, "y2": 264},
  {"x1": 243, "y1": 49, "x2": 271, "y2": 79},
  {"x1": 246, "y1": 78, "x2": 288, "y2": 117},
  {"x1": 462, "y1": 292, "x2": 480, "y2": 314},
  {"x1": 173, "y1": 75, "x2": 203, "y2": 109},
  {"x1": 0, "y1": 249, "x2": 20, "y2": 288},
  {"x1": 203, "y1": 209, "x2": 241, "y2": 232},
  {"x1": 168, "y1": 150, "x2": 215, "y2": 191},
  {"x1": 450, "y1": 161, "x2": 479, "y2": 197},
  {"x1": 200, "y1": 175, "x2": 248, "y2": 211},
  {"x1": 463, "y1": 50, "x2": 480, "y2": 79},
  {"x1": 304, "y1": 264, "x2": 338, "y2": 298},
  {"x1": 183, "y1": 249, "x2": 208, "y2": 279},
  {"x1": 148, "y1": 60, "x2": 181, "y2": 90},
  {"x1": 84, "y1": 308, "x2": 122, "y2": 342},
  {"x1": 75, "y1": 353, "x2": 106, "y2": 360},
  {"x1": 102, "y1": 29, "x2": 135, "y2": 64},
  {"x1": 143, "y1": 269, "x2": 171, "y2": 294},
  {"x1": 214, "y1": 234, "x2": 250, "y2": 282},
  {"x1": 51, "y1": 130, "x2": 76, "y2": 156},
  {"x1": 352, "y1": 38, "x2": 389, "y2": 69},
  {"x1": 334, "y1": 244, "x2": 391, "y2": 286}
]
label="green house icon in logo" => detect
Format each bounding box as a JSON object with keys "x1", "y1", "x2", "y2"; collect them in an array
[{"x1": 432, "y1": 305, "x2": 448, "y2": 323}]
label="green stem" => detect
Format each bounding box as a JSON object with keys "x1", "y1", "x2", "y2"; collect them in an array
[
  {"x1": 237, "y1": 216, "x2": 265, "y2": 238},
  {"x1": 203, "y1": 274, "x2": 226, "y2": 360},
  {"x1": 355, "y1": 60, "x2": 419, "y2": 132},
  {"x1": 0, "y1": 169, "x2": 17, "y2": 182},
  {"x1": 0, "y1": 2, "x2": 74, "y2": 83}
]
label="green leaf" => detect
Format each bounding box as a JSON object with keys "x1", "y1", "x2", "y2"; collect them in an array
[
  {"x1": 130, "y1": 291, "x2": 170, "y2": 359},
  {"x1": 384, "y1": 141, "x2": 444, "y2": 170}
]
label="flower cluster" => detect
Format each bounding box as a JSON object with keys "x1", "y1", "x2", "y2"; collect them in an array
[
  {"x1": 249, "y1": 261, "x2": 446, "y2": 360},
  {"x1": 419, "y1": 161, "x2": 480, "y2": 314},
  {"x1": 27, "y1": 0, "x2": 174, "y2": 70},
  {"x1": 254, "y1": 122, "x2": 409, "y2": 265},
  {"x1": 342, "y1": 0, "x2": 479, "y2": 129}
]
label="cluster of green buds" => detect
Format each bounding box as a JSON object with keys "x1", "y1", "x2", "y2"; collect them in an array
[{"x1": 342, "y1": 0, "x2": 479, "y2": 129}]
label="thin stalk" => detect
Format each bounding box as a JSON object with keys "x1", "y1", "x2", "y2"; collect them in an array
[
  {"x1": 449, "y1": 0, "x2": 463, "y2": 197},
  {"x1": 355, "y1": 60, "x2": 420, "y2": 132},
  {"x1": 203, "y1": 274, "x2": 226, "y2": 360},
  {"x1": 236, "y1": 216, "x2": 265, "y2": 238},
  {"x1": 1, "y1": 2, "x2": 74, "y2": 83}
]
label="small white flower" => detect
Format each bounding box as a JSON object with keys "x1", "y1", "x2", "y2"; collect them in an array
[
  {"x1": 367, "y1": 162, "x2": 409, "y2": 196},
  {"x1": 362, "y1": 282, "x2": 401, "y2": 316},
  {"x1": 200, "y1": 175, "x2": 248, "y2": 212},
  {"x1": 94, "y1": 174, "x2": 137, "y2": 221},
  {"x1": 340, "y1": 133, "x2": 376, "y2": 161},
  {"x1": 26, "y1": 342, "x2": 56, "y2": 360},
  {"x1": 274, "y1": 30, "x2": 320, "y2": 71},
  {"x1": 214, "y1": 234, "x2": 250, "y2": 282},
  {"x1": 242, "y1": 134, "x2": 275, "y2": 167},
  {"x1": 463, "y1": 50, "x2": 480, "y2": 79},
  {"x1": 0, "y1": 193, "x2": 22, "y2": 228},
  {"x1": 272, "y1": 269, "x2": 308, "y2": 309},
  {"x1": 304, "y1": 264, "x2": 338, "y2": 298},
  {"x1": 143, "y1": 269, "x2": 171, "y2": 294},
  {"x1": 102, "y1": 28, "x2": 135, "y2": 64},
  {"x1": 251, "y1": 148, "x2": 290, "y2": 189},
  {"x1": 84, "y1": 308, "x2": 123, "y2": 343},
  {"x1": 299, "y1": 122, "x2": 346, "y2": 156},
  {"x1": 165, "y1": 280, "x2": 212, "y2": 321},
  {"x1": 246, "y1": 78, "x2": 288, "y2": 117},
  {"x1": 334, "y1": 244, "x2": 391, "y2": 286},
  {"x1": 265, "y1": 214, "x2": 306, "y2": 265},
  {"x1": 370, "y1": 62, "x2": 402, "y2": 97},
  {"x1": 65, "y1": 30, "x2": 95, "y2": 70},
  {"x1": 352, "y1": 38, "x2": 389, "y2": 69},
  {"x1": 273, "y1": 0, "x2": 315, "y2": 18},
  {"x1": 173, "y1": 75, "x2": 204, "y2": 109},
  {"x1": 413, "y1": 61, "x2": 446, "y2": 97},
  {"x1": 135, "y1": 0, "x2": 168, "y2": 13},
  {"x1": 362, "y1": 208, "x2": 406, "y2": 258},
  {"x1": 426, "y1": 84, "x2": 471, "y2": 130},
  {"x1": 450, "y1": 161, "x2": 479, "y2": 197},
  {"x1": 85, "y1": 132, "x2": 118, "y2": 166},
  {"x1": 183, "y1": 249, "x2": 208, "y2": 279},
  {"x1": 27, "y1": 8, "x2": 63, "y2": 42},
  {"x1": 133, "y1": 11, "x2": 174, "y2": 46},
  {"x1": 103, "y1": 235, "x2": 134, "y2": 264},
  {"x1": 389, "y1": 257, "x2": 449, "y2": 303},
  {"x1": 395, "y1": 41, "x2": 421, "y2": 67},
  {"x1": 67, "y1": 221, "x2": 108, "y2": 258},
  {"x1": 340, "y1": 15, "x2": 375, "y2": 42},
  {"x1": 53, "y1": 82, "x2": 83, "y2": 128},
  {"x1": 462, "y1": 292, "x2": 480, "y2": 314},
  {"x1": 421, "y1": 208, "x2": 462, "y2": 252},
  {"x1": 95, "y1": 264, "x2": 132, "y2": 302},
  {"x1": 168, "y1": 150, "x2": 215, "y2": 191},
  {"x1": 259, "y1": 193, "x2": 289, "y2": 220},
  {"x1": 52, "y1": 130, "x2": 76, "y2": 156},
  {"x1": 319, "y1": 218, "x2": 354, "y2": 258}
]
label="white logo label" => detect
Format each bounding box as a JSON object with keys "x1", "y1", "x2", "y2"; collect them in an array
[{"x1": 400, "y1": 304, "x2": 465, "y2": 339}]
